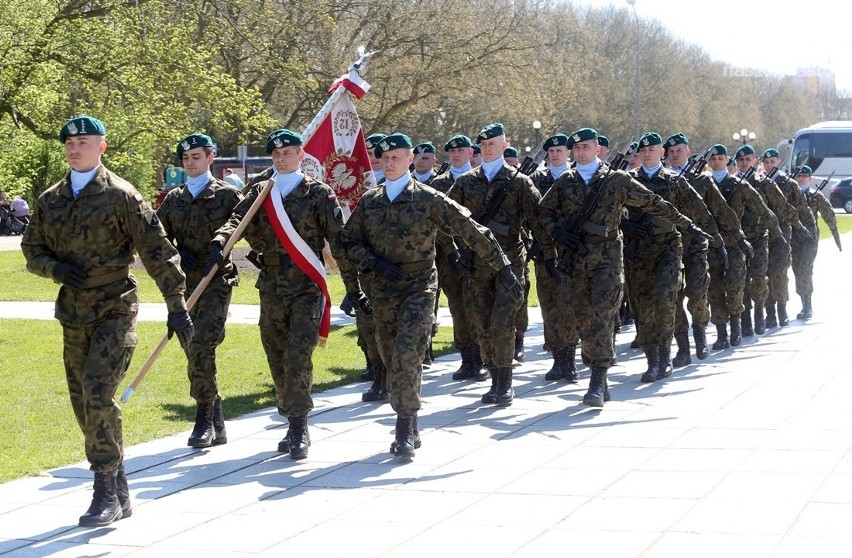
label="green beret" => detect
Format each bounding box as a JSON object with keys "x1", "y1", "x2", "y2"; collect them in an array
[
  {"x1": 265, "y1": 129, "x2": 302, "y2": 154},
  {"x1": 665, "y1": 133, "x2": 688, "y2": 148},
  {"x1": 177, "y1": 133, "x2": 214, "y2": 157},
  {"x1": 375, "y1": 132, "x2": 412, "y2": 157},
  {"x1": 504, "y1": 146, "x2": 519, "y2": 159},
  {"x1": 709, "y1": 144, "x2": 728, "y2": 156},
  {"x1": 413, "y1": 142, "x2": 435, "y2": 155},
  {"x1": 638, "y1": 132, "x2": 662, "y2": 148},
  {"x1": 476, "y1": 123, "x2": 505, "y2": 143},
  {"x1": 365, "y1": 133, "x2": 387, "y2": 151},
  {"x1": 444, "y1": 134, "x2": 472, "y2": 151},
  {"x1": 735, "y1": 144, "x2": 755, "y2": 159},
  {"x1": 569, "y1": 127, "x2": 598, "y2": 147},
  {"x1": 545, "y1": 134, "x2": 570, "y2": 148},
  {"x1": 626, "y1": 141, "x2": 639, "y2": 156},
  {"x1": 798, "y1": 165, "x2": 813, "y2": 176},
  {"x1": 58, "y1": 115, "x2": 106, "y2": 143},
  {"x1": 597, "y1": 135, "x2": 610, "y2": 148},
  {"x1": 727, "y1": 157, "x2": 736, "y2": 167},
  {"x1": 471, "y1": 144, "x2": 481, "y2": 155},
  {"x1": 762, "y1": 147, "x2": 780, "y2": 158}
]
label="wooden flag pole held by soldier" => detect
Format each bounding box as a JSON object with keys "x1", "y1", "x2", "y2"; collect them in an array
[{"x1": 121, "y1": 49, "x2": 377, "y2": 403}]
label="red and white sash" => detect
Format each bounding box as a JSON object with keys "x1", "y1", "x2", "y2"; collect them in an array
[{"x1": 262, "y1": 180, "x2": 332, "y2": 345}]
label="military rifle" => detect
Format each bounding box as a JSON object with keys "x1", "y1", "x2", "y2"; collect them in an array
[
  {"x1": 435, "y1": 160, "x2": 450, "y2": 177},
  {"x1": 740, "y1": 154, "x2": 765, "y2": 181},
  {"x1": 815, "y1": 170, "x2": 835, "y2": 192},
  {"x1": 685, "y1": 146, "x2": 713, "y2": 180}
]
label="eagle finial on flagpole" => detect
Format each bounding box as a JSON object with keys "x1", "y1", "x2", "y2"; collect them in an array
[{"x1": 349, "y1": 46, "x2": 379, "y2": 76}]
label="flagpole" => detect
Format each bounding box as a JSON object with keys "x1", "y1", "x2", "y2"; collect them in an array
[{"x1": 121, "y1": 55, "x2": 370, "y2": 403}]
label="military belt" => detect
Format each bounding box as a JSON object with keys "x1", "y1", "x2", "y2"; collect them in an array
[
  {"x1": 397, "y1": 260, "x2": 434, "y2": 273},
  {"x1": 261, "y1": 254, "x2": 291, "y2": 266},
  {"x1": 581, "y1": 220, "x2": 607, "y2": 236},
  {"x1": 83, "y1": 266, "x2": 130, "y2": 289},
  {"x1": 648, "y1": 216, "x2": 676, "y2": 232},
  {"x1": 487, "y1": 219, "x2": 510, "y2": 237},
  {"x1": 584, "y1": 230, "x2": 619, "y2": 243}
]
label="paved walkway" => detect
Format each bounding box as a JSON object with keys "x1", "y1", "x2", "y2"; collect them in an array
[{"x1": 1, "y1": 237, "x2": 851, "y2": 557}]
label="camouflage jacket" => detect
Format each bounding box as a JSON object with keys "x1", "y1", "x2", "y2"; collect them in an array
[
  {"x1": 746, "y1": 173, "x2": 802, "y2": 232},
  {"x1": 529, "y1": 166, "x2": 559, "y2": 198},
  {"x1": 22, "y1": 166, "x2": 187, "y2": 325},
  {"x1": 157, "y1": 177, "x2": 242, "y2": 290},
  {"x1": 341, "y1": 177, "x2": 510, "y2": 299},
  {"x1": 447, "y1": 162, "x2": 555, "y2": 264},
  {"x1": 687, "y1": 173, "x2": 746, "y2": 248},
  {"x1": 805, "y1": 189, "x2": 839, "y2": 236},
  {"x1": 774, "y1": 174, "x2": 816, "y2": 231},
  {"x1": 212, "y1": 176, "x2": 359, "y2": 296},
  {"x1": 628, "y1": 166, "x2": 722, "y2": 249},
  {"x1": 716, "y1": 174, "x2": 781, "y2": 241}
]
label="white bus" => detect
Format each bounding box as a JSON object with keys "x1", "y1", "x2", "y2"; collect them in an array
[{"x1": 782, "y1": 121, "x2": 852, "y2": 188}]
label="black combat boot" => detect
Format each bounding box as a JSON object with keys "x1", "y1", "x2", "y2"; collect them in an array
[
  {"x1": 797, "y1": 294, "x2": 813, "y2": 320},
  {"x1": 754, "y1": 305, "x2": 766, "y2": 335},
  {"x1": 116, "y1": 463, "x2": 132, "y2": 519},
  {"x1": 79, "y1": 471, "x2": 123, "y2": 527},
  {"x1": 514, "y1": 335, "x2": 525, "y2": 362},
  {"x1": 481, "y1": 369, "x2": 499, "y2": 404},
  {"x1": 362, "y1": 362, "x2": 389, "y2": 402},
  {"x1": 693, "y1": 324, "x2": 709, "y2": 360},
  {"x1": 640, "y1": 346, "x2": 659, "y2": 383},
  {"x1": 712, "y1": 323, "x2": 729, "y2": 350},
  {"x1": 422, "y1": 341, "x2": 433, "y2": 368},
  {"x1": 630, "y1": 318, "x2": 641, "y2": 349},
  {"x1": 777, "y1": 302, "x2": 789, "y2": 326},
  {"x1": 452, "y1": 346, "x2": 474, "y2": 381},
  {"x1": 672, "y1": 332, "x2": 691, "y2": 367},
  {"x1": 583, "y1": 367, "x2": 607, "y2": 407},
  {"x1": 741, "y1": 307, "x2": 754, "y2": 337},
  {"x1": 391, "y1": 414, "x2": 421, "y2": 453},
  {"x1": 360, "y1": 347, "x2": 374, "y2": 381},
  {"x1": 187, "y1": 400, "x2": 215, "y2": 448},
  {"x1": 765, "y1": 302, "x2": 778, "y2": 329},
  {"x1": 730, "y1": 315, "x2": 742, "y2": 346},
  {"x1": 564, "y1": 345, "x2": 578, "y2": 383},
  {"x1": 287, "y1": 415, "x2": 310, "y2": 460},
  {"x1": 544, "y1": 347, "x2": 567, "y2": 381},
  {"x1": 392, "y1": 415, "x2": 416, "y2": 458},
  {"x1": 495, "y1": 368, "x2": 514, "y2": 407},
  {"x1": 657, "y1": 343, "x2": 673, "y2": 379},
  {"x1": 212, "y1": 395, "x2": 227, "y2": 446},
  {"x1": 471, "y1": 346, "x2": 488, "y2": 381}
]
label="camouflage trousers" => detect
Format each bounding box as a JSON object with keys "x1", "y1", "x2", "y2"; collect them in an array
[
  {"x1": 185, "y1": 280, "x2": 232, "y2": 403},
  {"x1": 259, "y1": 287, "x2": 321, "y2": 418},
  {"x1": 766, "y1": 230, "x2": 792, "y2": 306},
  {"x1": 372, "y1": 289, "x2": 435, "y2": 417},
  {"x1": 743, "y1": 235, "x2": 770, "y2": 308},
  {"x1": 355, "y1": 273, "x2": 382, "y2": 365},
  {"x1": 625, "y1": 239, "x2": 683, "y2": 347},
  {"x1": 674, "y1": 248, "x2": 711, "y2": 334},
  {"x1": 436, "y1": 253, "x2": 476, "y2": 350},
  {"x1": 62, "y1": 312, "x2": 138, "y2": 473},
  {"x1": 535, "y1": 258, "x2": 577, "y2": 350},
  {"x1": 791, "y1": 232, "x2": 818, "y2": 296},
  {"x1": 514, "y1": 262, "x2": 530, "y2": 336},
  {"x1": 467, "y1": 259, "x2": 524, "y2": 368},
  {"x1": 707, "y1": 244, "x2": 748, "y2": 325}
]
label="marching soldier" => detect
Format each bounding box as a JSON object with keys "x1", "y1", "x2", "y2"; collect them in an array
[
  {"x1": 540, "y1": 128, "x2": 711, "y2": 407},
  {"x1": 22, "y1": 115, "x2": 192, "y2": 527},
  {"x1": 793, "y1": 165, "x2": 841, "y2": 319},
  {"x1": 412, "y1": 142, "x2": 437, "y2": 185},
  {"x1": 206, "y1": 129, "x2": 365, "y2": 461},
  {"x1": 503, "y1": 146, "x2": 521, "y2": 168},
  {"x1": 157, "y1": 133, "x2": 242, "y2": 449},
  {"x1": 341, "y1": 132, "x2": 519, "y2": 457},
  {"x1": 598, "y1": 135, "x2": 611, "y2": 160}
]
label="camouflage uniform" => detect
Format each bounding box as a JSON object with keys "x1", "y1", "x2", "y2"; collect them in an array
[
  {"x1": 212, "y1": 176, "x2": 358, "y2": 419},
  {"x1": 447, "y1": 163, "x2": 550, "y2": 371},
  {"x1": 22, "y1": 166, "x2": 187, "y2": 473},
  {"x1": 626, "y1": 166, "x2": 719, "y2": 375},
  {"x1": 794, "y1": 189, "x2": 839, "y2": 296},
  {"x1": 341, "y1": 178, "x2": 509, "y2": 417},
  {"x1": 539, "y1": 162, "x2": 695, "y2": 395},
  {"x1": 157, "y1": 178, "x2": 242, "y2": 403}
]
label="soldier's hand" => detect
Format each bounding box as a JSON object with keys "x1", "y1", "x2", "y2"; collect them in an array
[
  {"x1": 446, "y1": 250, "x2": 464, "y2": 276},
  {"x1": 52, "y1": 262, "x2": 86, "y2": 289},
  {"x1": 552, "y1": 227, "x2": 580, "y2": 252},
  {"x1": 496, "y1": 265, "x2": 524, "y2": 303},
  {"x1": 686, "y1": 223, "x2": 714, "y2": 243},
  {"x1": 166, "y1": 310, "x2": 194, "y2": 350},
  {"x1": 737, "y1": 237, "x2": 755, "y2": 259},
  {"x1": 716, "y1": 245, "x2": 728, "y2": 270},
  {"x1": 834, "y1": 231, "x2": 843, "y2": 252},
  {"x1": 339, "y1": 293, "x2": 355, "y2": 317},
  {"x1": 372, "y1": 258, "x2": 404, "y2": 281},
  {"x1": 545, "y1": 259, "x2": 562, "y2": 283},
  {"x1": 771, "y1": 235, "x2": 789, "y2": 251},
  {"x1": 177, "y1": 248, "x2": 199, "y2": 271},
  {"x1": 795, "y1": 223, "x2": 813, "y2": 240},
  {"x1": 245, "y1": 249, "x2": 263, "y2": 269},
  {"x1": 202, "y1": 242, "x2": 225, "y2": 276},
  {"x1": 347, "y1": 291, "x2": 373, "y2": 316},
  {"x1": 527, "y1": 240, "x2": 542, "y2": 262}
]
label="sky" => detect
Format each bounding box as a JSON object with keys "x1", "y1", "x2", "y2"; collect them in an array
[{"x1": 570, "y1": 0, "x2": 852, "y2": 92}]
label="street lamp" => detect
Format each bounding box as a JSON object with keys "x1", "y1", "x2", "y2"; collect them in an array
[
  {"x1": 532, "y1": 120, "x2": 542, "y2": 148},
  {"x1": 732, "y1": 128, "x2": 756, "y2": 145},
  {"x1": 626, "y1": 0, "x2": 640, "y2": 139}
]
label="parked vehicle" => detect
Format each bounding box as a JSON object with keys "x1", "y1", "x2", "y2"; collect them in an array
[
  {"x1": 828, "y1": 177, "x2": 852, "y2": 213},
  {"x1": 781, "y1": 121, "x2": 852, "y2": 195}
]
